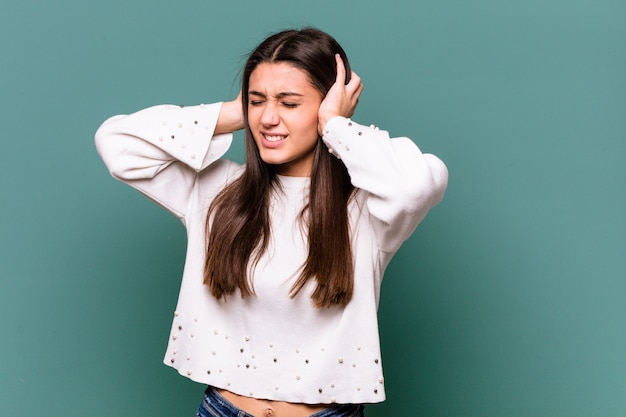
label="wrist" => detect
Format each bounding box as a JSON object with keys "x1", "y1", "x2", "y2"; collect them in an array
[
  {"x1": 318, "y1": 112, "x2": 339, "y2": 135},
  {"x1": 216, "y1": 99, "x2": 244, "y2": 134},
  {"x1": 318, "y1": 114, "x2": 343, "y2": 136}
]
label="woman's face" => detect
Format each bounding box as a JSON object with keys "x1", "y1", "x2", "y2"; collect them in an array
[{"x1": 247, "y1": 62, "x2": 323, "y2": 177}]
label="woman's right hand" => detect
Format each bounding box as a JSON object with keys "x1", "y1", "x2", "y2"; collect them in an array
[{"x1": 216, "y1": 91, "x2": 245, "y2": 134}]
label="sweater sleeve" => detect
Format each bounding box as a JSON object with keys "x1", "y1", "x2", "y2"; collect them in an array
[
  {"x1": 321, "y1": 117, "x2": 448, "y2": 254},
  {"x1": 94, "y1": 102, "x2": 233, "y2": 220}
]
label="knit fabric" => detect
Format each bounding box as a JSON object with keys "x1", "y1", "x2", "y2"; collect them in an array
[{"x1": 95, "y1": 102, "x2": 448, "y2": 404}]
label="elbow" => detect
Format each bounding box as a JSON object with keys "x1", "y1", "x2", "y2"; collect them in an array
[
  {"x1": 94, "y1": 116, "x2": 131, "y2": 180},
  {"x1": 399, "y1": 153, "x2": 448, "y2": 213},
  {"x1": 423, "y1": 153, "x2": 448, "y2": 208}
]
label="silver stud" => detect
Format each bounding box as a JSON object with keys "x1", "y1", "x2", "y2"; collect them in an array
[
  {"x1": 174, "y1": 311, "x2": 179, "y2": 317},
  {"x1": 214, "y1": 330, "x2": 219, "y2": 335},
  {"x1": 296, "y1": 375, "x2": 301, "y2": 380},
  {"x1": 190, "y1": 154, "x2": 196, "y2": 159},
  {"x1": 178, "y1": 122, "x2": 183, "y2": 128},
  {"x1": 378, "y1": 377, "x2": 384, "y2": 384},
  {"x1": 187, "y1": 370, "x2": 192, "y2": 376},
  {"x1": 352, "y1": 363, "x2": 356, "y2": 368},
  {"x1": 338, "y1": 358, "x2": 344, "y2": 364},
  {"x1": 348, "y1": 121, "x2": 353, "y2": 126},
  {"x1": 245, "y1": 336, "x2": 250, "y2": 342},
  {"x1": 345, "y1": 145, "x2": 350, "y2": 151},
  {"x1": 357, "y1": 386, "x2": 361, "y2": 391},
  {"x1": 357, "y1": 131, "x2": 362, "y2": 136}
]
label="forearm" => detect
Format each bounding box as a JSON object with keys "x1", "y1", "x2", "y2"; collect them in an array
[
  {"x1": 215, "y1": 95, "x2": 244, "y2": 134},
  {"x1": 322, "y1": 116, "x2": 448, "y2": 251},
  {"x1": 95, "y1": 102, "x2": 234, "y2": 218}
]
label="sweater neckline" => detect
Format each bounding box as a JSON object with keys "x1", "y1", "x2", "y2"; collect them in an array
[{"x1": 276, "y1": 174, "x2": 310, "y2": 190}]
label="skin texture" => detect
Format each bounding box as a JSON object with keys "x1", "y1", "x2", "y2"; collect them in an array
[{"x1": 248, "y1": 62, "x2": 324, "y2": 177}]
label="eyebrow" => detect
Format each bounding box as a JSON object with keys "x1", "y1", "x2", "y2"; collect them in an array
[{"x1": 248, "y1": 90, "x2": 304, "y2": 99}]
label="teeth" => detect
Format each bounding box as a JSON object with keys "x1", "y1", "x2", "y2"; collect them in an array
[{"x1": 264, "y1": 135, "x2": 286, "y2": 142}]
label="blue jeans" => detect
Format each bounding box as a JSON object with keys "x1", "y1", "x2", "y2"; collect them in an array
[{"x1": 196, "y1": 386, "x2": 365, "y2": 417}]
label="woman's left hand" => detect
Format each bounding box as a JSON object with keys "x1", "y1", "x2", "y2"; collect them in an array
[{"x1": 318, "y1": 54, "x2": 364, "y2": 135}]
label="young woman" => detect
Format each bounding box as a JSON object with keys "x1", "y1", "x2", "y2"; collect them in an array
[{"x1": 96, "y1": 28, "x2": 447, "y2": 417}]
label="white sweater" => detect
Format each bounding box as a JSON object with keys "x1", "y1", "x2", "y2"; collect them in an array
[{"x1": 95, "y1": 102, "x2": 448, "y2": 404}]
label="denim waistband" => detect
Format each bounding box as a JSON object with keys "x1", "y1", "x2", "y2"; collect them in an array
[{"x1": 198, "y1": 386, "x2": 364, "y2": 417}]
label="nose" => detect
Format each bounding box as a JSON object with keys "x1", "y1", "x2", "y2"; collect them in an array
[{"x1": 260, "y1": 102, "x2": 279, "y2": 127}]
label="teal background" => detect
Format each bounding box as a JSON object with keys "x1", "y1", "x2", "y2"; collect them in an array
[{"x1": 1, "y1": 0, "x2": 624, "y2": 415}]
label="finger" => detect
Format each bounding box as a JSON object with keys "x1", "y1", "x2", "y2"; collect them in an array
[
  {"x1": 346, "y1": 72, "x2": 363, "y2": 99},
  {"x1": 334, "y1": 54, "x2": 346, "y2": 86},
  {"x1": 353, "y1": 82, "x2": 364, "y2": 100},
  {"x1": 346, "y1": 72, "x2": 361, "y2": 91}
]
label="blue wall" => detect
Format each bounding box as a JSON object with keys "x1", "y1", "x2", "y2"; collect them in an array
[{"x1": 1, "y1": 0, "x2": 624, "y2": 415}]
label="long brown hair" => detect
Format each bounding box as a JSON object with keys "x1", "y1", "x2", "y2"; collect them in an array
[{"x1": 203, "y1": 28, "x2": 355, "y2": 308}]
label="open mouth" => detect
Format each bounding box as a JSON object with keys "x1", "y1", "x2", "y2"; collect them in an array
[{"x1": 263, "y1": 134, "x2": 287, "y2": 142}]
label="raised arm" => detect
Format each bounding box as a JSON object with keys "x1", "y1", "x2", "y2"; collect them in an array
[
  {"x1": 95, "y1": 97, "x2": 243, "y2": 219},
  {"x1": 319, "y1": 56, "x2": 448, "y2": 253}
]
